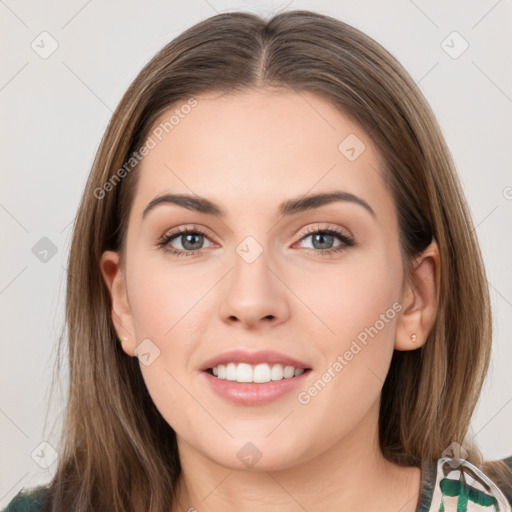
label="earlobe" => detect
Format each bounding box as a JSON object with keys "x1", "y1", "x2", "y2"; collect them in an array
[
  {"x1": 395, "y1": 241, "x2": 440, "y2": 351},
  {"x1": 99, "y1": 250, "x2": 136, "y2": 357}
]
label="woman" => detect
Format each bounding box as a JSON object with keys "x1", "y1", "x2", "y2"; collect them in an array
[{"x1": 4, "y1": 9, "x2": 511, "y2": 512}]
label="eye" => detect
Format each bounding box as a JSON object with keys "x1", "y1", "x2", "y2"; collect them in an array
[
  {"x1": 156, "y1": 225, "x2": 214, "y2": 257},
  {"x1": 295, "y1": 225, "x2": 355, "y2": 256}
]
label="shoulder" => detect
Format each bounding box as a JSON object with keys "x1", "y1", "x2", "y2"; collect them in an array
[
  {"x1": 1, "y1": 485, "x2": 49, "y2": 512},
  {"x1": 422, "y1": 455, "x2": 512, "y2": 511}
]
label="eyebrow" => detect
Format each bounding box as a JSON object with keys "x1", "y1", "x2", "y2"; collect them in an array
[{"x1": 141, "y1": 190, "x2": 376, "y2": 221}]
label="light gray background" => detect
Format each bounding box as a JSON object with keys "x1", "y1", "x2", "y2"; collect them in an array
[{"x1": 1, "y1": 0, "x2": 511, "y2": 506}]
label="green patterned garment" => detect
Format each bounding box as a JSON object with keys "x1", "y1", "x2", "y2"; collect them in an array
[
  {"x1": 417, "y1": 456, "x2": 512, "y2": 512},
  {"x1": 3, "y1": 456, "x2": 512, "y2": 511},
  {"x1": 2, "y1": 485, "x2": 47, "y2": 512}
]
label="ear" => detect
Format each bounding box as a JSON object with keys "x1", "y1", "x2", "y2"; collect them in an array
[
  {"x1": 99, "y1": 250, "x2": 136, "y2": 357},
  {"x1": 395, "y1": 241, "x2": 440, "y2": 351}
]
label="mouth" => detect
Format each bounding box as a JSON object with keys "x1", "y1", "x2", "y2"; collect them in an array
[
  {"x1": 201, "y1": 362, "x2": 313, "y2": 405},
  {"x1": 204, "y1": 363, "x2": 312, "y2": 383}
]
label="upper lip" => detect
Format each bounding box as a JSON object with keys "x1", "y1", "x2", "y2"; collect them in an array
[{"x1": 200, "y1": 349, "x2": 311, "y2": 371}]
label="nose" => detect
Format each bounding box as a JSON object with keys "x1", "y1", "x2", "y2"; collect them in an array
[{"x1": 218, "y1": 248, "x2": 291, "y2": 329}]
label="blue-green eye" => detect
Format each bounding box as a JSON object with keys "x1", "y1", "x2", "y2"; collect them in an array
[
  {"x1": 295, "y1": 226, "x2": 355, "y2": 255},
  {"x1": 156, "y1": 226, "x2": 213, "y2": 257}
]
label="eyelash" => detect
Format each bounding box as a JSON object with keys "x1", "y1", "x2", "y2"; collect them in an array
[{"x1": 156, "y1": 224, "x2": 356, "y2": 258}]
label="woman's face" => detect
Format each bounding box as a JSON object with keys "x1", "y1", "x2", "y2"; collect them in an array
[{"x1": 103, "y1": 88, "x2": 412, "y2": 471}]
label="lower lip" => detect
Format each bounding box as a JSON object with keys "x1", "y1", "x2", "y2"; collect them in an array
[{"x1": 201, "y1": 369, "x2": 312, "y2": 405}]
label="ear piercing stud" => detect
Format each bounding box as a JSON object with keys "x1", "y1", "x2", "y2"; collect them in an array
[{"x1": 410, "y1": 333, "x2": 417, "y2": 342}]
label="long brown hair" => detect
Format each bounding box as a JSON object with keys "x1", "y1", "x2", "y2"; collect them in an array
[{"x1": 29, "y1": 9, "x2": 511, "y2": 511}]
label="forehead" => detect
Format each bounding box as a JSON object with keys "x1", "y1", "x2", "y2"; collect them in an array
[{"x1": 130, "y1": 88, "x2": 393, "y2": 224}]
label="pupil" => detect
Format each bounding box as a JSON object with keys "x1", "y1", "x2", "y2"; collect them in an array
[
  {"x1": 313, "y1": 233, "x2": 333, "y2": 250},
  {"x1": 183, "y1": 234, "x2": 202, "y2": 250}
]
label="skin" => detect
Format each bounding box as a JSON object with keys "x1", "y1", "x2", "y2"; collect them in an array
[{"x1": 100, "y1": 88, "x2": 439, "y2": 512}]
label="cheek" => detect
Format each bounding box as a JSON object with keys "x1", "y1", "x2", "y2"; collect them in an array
[
  {"x1": 125, "y1": 259, "x2": 204, "y2": 429},
  {"x1": 292, "y1": 257, "x2": 401, "y2": 441},
  {"x1": 295, "y1": 254, "x2": 402, "y2": 353},
  {"x1": 126, "y1": 253, "x2": 210, "y2": 340}
]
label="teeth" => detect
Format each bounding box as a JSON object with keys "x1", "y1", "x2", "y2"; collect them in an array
[{"x1": 210, "y1": 363, "x2": 305, "y2": 383}]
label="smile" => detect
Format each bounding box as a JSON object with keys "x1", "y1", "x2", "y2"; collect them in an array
[
  {"x1": 208, "y1": 362, "x2": 306, "y2": 383},
  {"x1": 202, "y1": 366, "x2": 312, "y2": 405}
]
